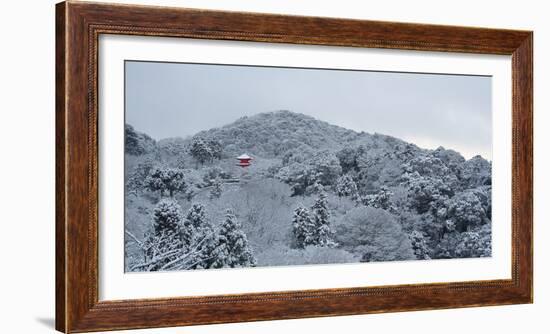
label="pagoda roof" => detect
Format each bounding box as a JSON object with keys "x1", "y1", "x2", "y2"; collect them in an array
[{"x1": 237, "y1": 154, "x2": 252, "y2": 160}]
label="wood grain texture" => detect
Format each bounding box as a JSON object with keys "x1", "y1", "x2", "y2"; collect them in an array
[
  {"x1": 55, "y1": 1, "x2": 533, "y2": 332},
  {"x1": 55, "y1": 2, "x2": 67, "y2": 331}
]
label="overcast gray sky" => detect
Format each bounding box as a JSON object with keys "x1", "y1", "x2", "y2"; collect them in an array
[{"x1": 126, "y1": 61, "x2": 492, "y2": 160}]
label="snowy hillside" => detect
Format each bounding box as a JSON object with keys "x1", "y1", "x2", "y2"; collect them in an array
[{"x1": 124, "y1": 111, "x2": 492, "y2": 272}]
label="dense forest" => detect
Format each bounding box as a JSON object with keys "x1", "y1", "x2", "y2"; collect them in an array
[{"x1": 124, "y1": 110, "x2": 492, "y2": 272}]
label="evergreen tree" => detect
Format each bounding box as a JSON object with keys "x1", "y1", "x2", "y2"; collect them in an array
[
  {"x1": 311, "y1": 190, "x2": 336, "y2": 247},
  {"x1": 335, "y1": 174, "x2": 358, "y2": 199},
  {"x1": 144, "y1": 166, "x2": 187, "y2": 197},
  {"x1": 209, "y1": 178, "x2": 223, "y2": 199},
  {"x1": 189, "y1": 137, "x2": 211, "y2": 165},
  {"x1": 180, "y1": 203, "x2": 219, "y2": 269},
  {"x1": 292, "y1": 205, "x2": 315, "y2": 248},
  {"x1": 361, "y1": 186, "x2": 394, "y2": 211},
  {"x1": 126, "y1": 158, "x2": 155, "y2": 195},
  {"x1": 131, "y1": 229, "x2": 182, "y2": 272},
  {"x1": 125, "y1": 124, "x2": 156, "y2": 155},
  {"x1": 444, "y1": 190, "x2": 487, "y2": 232},
  {"x1": 455, "y1": 224, "x2": 491, "y2": 258},
  {"x1": 208, "y1": 139, "x2": 223, "y2": 160},
  {"x1": 409, "y1": 230, "x2": 431, "y2": 260},
  {"x1": 174, "y1": 155, "x2": 186, "y2": 170},
  {"x1": 210, "y1": 209, "x2": 256, "y2": 268},
  {"x1": 151, "y1": 199, "x2": 183, "y2": 235},
  {"x1": 317, "y1": 221, "x2": 336, "y2": 247},
  {"x1": 192, "y1": 224, "x2": 219, "y2": 269},
  {"x1": 180, "y1": 203, "x2": 209, "y2": 246}
]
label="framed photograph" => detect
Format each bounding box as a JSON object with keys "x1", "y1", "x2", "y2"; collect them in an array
[{"x1": 56, "y1": 1, "x2": 532, "y2": 332}]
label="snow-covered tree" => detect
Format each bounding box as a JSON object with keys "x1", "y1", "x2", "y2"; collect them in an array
[
  {"x1": 124, "y1": 111, "x2": 494, "y2": 270},
  {"x1": 126, "y1": 229, "x2": 183, "y2": 271},
  {"x1": 210, "y1": 209, "x2": 256, "y2": 268},
  {"x1": 310, "y1": 151, "x2": 342, "y2": 187},
  {"x1": 144, "y1": 166, "x2": 187, "y2": 197},
  {"x1": 361, "y1": 186, "x2": 394, "y2": 211},
  {"x1": 202, "y1": 166, "x2": 230, "y2": 187},
  {"x1": 403, "y1": 175, "x2": 452, "y2": 214},
  {"x1": 177, "y1": 203, "x2": 220, "y2": 269},
  {"x1": 125, "y1": 124, "x2": 156, "y2": 155},
  {"x1": 208, "y1": 139, "x2": 223, "y2": 160},
  {"x1": 191, "y1": 225, "x2": 219, "y2": 270},
  {"x1": 335, "y1": 207, "x2": 415, "y2": 262},
  {"x1": 180, "y1": 203, "x2": 209, "y2": 246},
  {"x1": 276, "y1": 163, "x2": 314, "y2": 196},
  {"x1": 311, "y1": 190, "x2": 336, "y2": 247},
  {"x1": 126, "y1": 213, "x2": 219, "y2": 272},
  {"x1": 174, "y1": 155, "x2": 187, "y2": 170},
  {"x1": 189, "y1": 137, "x2": 223, "y2": 166},
  {"x1": 336, "y1": 174, "x2": 358, "y2": 199},
  {"x1": 209, "y1": 178, "x2": 223, "y2": 199},
  {"x1": 126, "y1": 158, "x2": 155, "y2": 195},
  {"x1": 336, "y1": 145, "x2": 367, "y2": 174},
  {"x1": 455, "y1": 224, "x2": 491, "y2": 258},
  {"x1": 189, "y1": 137, "x2": 211, "y2": 165},
  {"x1": 444, "y1": 190, "x2": 488, "y2": 232},
  {"x1": 402, "y1": 154, "x2": 451, "y2": 178},
  {"x1": 277, "y1": 151, "x2": 341, "y2": 196},
  {"x1": 409, "y1": 230, "x2": 431, "y2": 260},
  {"x1": 434, "y1": 224, "x2": 491, "y2": 259},
  {"x1": 292, "y1": 205, "x2": 315, "y2": 249},
  {"x1": 459, "y1": 155, "x2": 492, "y2": 187},
  {"x1": 151, "y1": 199, "x2": 183, "y2": 235},
  {"x1": 432, "y1": 146, "x2": 466, "y2": 175}
]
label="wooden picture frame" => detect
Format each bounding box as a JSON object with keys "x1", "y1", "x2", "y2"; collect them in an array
[{"x1": 56, "y1": 1, "x2": 533, "y2": 332}]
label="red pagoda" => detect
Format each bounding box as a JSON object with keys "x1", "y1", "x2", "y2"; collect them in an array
[{"x1": 236, "y1": 154, "x2": 253, "y2": 168}]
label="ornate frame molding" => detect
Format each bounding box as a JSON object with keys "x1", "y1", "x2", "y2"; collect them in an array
[{"x1": 56, "y1": 1, "x2": 532, "y2": 332}]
